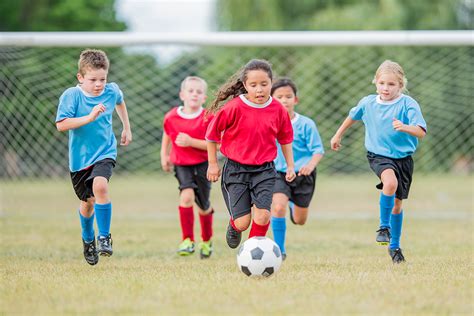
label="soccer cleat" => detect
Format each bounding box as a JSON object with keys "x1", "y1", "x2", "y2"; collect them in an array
[
  {"x1": 226, "y1": 223, "x2": 242, "y2": 249},
  {"x1": 389, "y1": 248, "x2": 406, "y2": 264},
  {"x1": 97, "y1": 234, "x2": 113, "y2": 257},
  {"x1": 376, "y1": 227, "x2": 391, "y2": 245},
  {"x1": 177, "y1": 238, "x2": 195, "y2": 256},
  {"x1": 82, "y1": 238, "x2": 99, "y2": 265},
  {"x1": 288, "y1": 202, "x2": 296, "y2": 225},
  {"x1": 282, "y1": 253, "x2": 287, "y2": 261},
  {"x1": 199, "y1": 240, "x2": 213, "y2": 259}
]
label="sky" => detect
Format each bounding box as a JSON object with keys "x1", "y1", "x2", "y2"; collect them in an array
[{"x1": 115, "y1": 0, "x2": 216, "y2": 63}]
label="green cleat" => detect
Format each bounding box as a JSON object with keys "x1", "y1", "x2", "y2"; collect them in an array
[
  {"x1": 199, "y1": 240, "x2": 213, "y2": 259},
  {"x1": 177, "y1": 238, "x2": 195, "y2": 256}
]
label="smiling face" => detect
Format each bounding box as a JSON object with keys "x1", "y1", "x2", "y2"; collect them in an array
[
  {"x1": 179, "y1": 79, "x2": 207, "y2": 112},
  {"x1": 272, "y1": 85, "x2": 298, "y2": 117},
  {"x1": 77, "y1": 68, "x2": 108, "y2": 96},
  {"x1": 375, "y1": 72, "x2": 403, "y2": 101},
  {"x1": 243, "y1": 70, "x2": 272, "y2": 104}
]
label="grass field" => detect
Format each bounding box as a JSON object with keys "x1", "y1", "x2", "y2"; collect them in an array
[{"x1": 1, "y1": 174, "x2": 472, "y2": 315}]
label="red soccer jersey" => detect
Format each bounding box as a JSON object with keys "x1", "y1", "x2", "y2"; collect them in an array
[
  {"x1": 163, "y1": 106, "x2": 214, "y2": 165},
  {"x1": 206, "y1": 95, "x2": 293, "y2": 165}
]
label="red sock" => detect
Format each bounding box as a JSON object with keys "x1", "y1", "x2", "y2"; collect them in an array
[
  {"x1": 248, "y1": 220, "x2": 270, "y2": 238},
  {"x1": 230, "y1": 218, "x2": 242, "y2": 232},
  {"x1": 199, "y1": 209, "x2": 214, "y2": 242},
  {"x1": 179, "y1": 206, "x2": 194, "y2": 241}
]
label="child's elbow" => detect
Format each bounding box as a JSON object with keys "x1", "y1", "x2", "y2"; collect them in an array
[{"x1": 56, "y1": 122, "x2": 66, "y2": 132}]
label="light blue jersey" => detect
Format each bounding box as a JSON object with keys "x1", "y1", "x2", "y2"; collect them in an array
[
  {"x1": 349, "y1": 94, "x2": 427, "y2": 159},
  {"x1": 56, "y1": 83, "x2": 124, "y2": 172},
  {"x1": 275, "y1": 113, "x2": 324, "y2": 172}
]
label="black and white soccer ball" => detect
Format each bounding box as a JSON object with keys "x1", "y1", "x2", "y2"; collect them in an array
[{"x1": 237, "y1": 236, "x2": 282, "y2": 277}]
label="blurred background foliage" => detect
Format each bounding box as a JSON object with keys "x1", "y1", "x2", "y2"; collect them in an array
[{"x1": 0, "y1": 0, "x2": 472, "y2": 177}]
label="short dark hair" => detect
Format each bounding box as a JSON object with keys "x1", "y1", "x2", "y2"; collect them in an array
[{"x1": 271, "y1": 77, "x2": 297, "y2": 96}]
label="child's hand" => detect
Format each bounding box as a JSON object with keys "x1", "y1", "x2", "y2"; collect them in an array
[
  {"x1": 161, "y1": 156, "x2": 172, "y2": 172},
  {"x1": 89, "y1": 103, "x2": 106, "y2": 122},
  {"x1": 298, "y1": 163, "x2": 316, "y2": 176},
  {"x1": 175, "y1": 132, "x2": 192, "y2": 147},
  {"x1": 285, "y1": 167, "x2": 296, "y2": 182},
  {"x1": 207, "y1": 162, "x2": 221, "y2": 182},
  {"x1": 330, "y1": 134, "x2": 342, "y2": 151},
  {"x1": 120, "y1": 129, "x2": 132, "y2": 146},
  {"x1": 392, "y1": 118, "x2": 405, "y2": 131}
]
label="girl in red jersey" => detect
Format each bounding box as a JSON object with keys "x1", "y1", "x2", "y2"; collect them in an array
[
  {"x1": 161, "y1": 76, "x2": 215, "y2": 259},
  {"x1": 206, "y1": 59, "x2": 296, "y2": 249}
]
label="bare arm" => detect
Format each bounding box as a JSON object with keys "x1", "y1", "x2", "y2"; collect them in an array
[
  {"x1": 280, "y1": 143, "x2": 296, "y2": 182},
  {"x1": 56, "y1": 103, "x2": 105, "y2": 132},
  {"x1": 175, "y1": 133, "x2": 207, "y2": 150},
  {"x1": 206, "y1": 141, "x2": 220, "y2": 182},
  {"x1": 330, "y1": 116, "x2": 357, "y2": 151},
  {"x1": 392, "y1": 119, "x2": 426, "y2": 139},
  {"x1": 160, "y1": 132, "x2": 172, "y2": 172},
  {"x1": 298, "y1": 153, "x2": 324, "y2": 176},
  {"x1": 115, "y1": 101, "x2": 132, "y2": 146}
]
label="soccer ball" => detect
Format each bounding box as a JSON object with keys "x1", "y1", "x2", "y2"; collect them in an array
[{"x1": 237, "y1": 236, "x2": 282, "y2": 277}]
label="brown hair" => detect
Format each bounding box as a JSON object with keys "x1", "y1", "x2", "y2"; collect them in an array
[
  {"x1": 208, "y1": 59, "x2": 273, "y2": 113},
  {"x1": 78, "y1": 49, "x2": 109, "y2": 75},
  {"x1": 271, "y1": 77, "x2": 298, "y2": 96}
]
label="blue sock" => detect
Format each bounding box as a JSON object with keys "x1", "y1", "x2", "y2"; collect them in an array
[
  {"x1": 379, "y1": 193, "x2": 395, "y2": 228},
  {"x1": 271, "y1": 216, "x2": 286, "y2": 254},
  {"x1": 78, "y1": 210, "x2": 95, "y2": 242},
  {"x1": 389, "y1": 211, "x2": 403, "y2": 249},
  {"x1": 95, "y1": 202, "x2": 112, "y2": 238}
]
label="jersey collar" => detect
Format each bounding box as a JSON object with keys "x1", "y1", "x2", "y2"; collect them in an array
[
  {"x1": 239, "y1": 95, "x2": 272, "y2": 108},
  {"x1": 376, "y1": 94, "x2": 404, "y2": 105},
  {"x1": 291, "y1": 112, "x2": 300, "y2": 124},
  {"x1": 76, "y1": 84, "x2": 105, "y2": 97},
  {"x1": 177, "y1": 106, "x2": 203, "y2": 119}
]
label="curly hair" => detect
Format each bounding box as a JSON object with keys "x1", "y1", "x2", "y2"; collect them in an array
[
  {"x1": 208, "y1": 59, "x2": 273, "y2": 113},
  {"x1": 78, "y1": 49, "x2": 109, "y2": 75}
]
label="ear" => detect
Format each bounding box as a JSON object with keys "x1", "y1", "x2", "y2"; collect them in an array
[
  {"x1": 76, "y1": 73, "x2": 83, "y2": 83},
  {"x1": 294, "y1": 96, "x2": 299, "y2": 105},
  {"x1": 179, "y1": 90, "x2": 186, "y2": 102}
]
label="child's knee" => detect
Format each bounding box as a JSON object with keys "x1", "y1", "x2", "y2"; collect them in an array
[
  {"x1": 92, "y1": 178, "x2": 109, "y2": 197},
  {"x1": 271, "y1": 203, "x2": 286, "y2": 217},
  {"x1": 179, "y1": 188, "x2": 194, "y2": 206}
]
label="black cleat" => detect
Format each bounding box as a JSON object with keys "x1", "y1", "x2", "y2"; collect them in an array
[
  {"x1": 389, "y1": 248, "x2": 406, "y2": 264},
  {"x1": 97, "y1": 234, "x2": 113, "y2": 256},
  {"x1": 82, "y1": 238, "x2": 99, "y2": 265},
  {"x1": 376, "y1": 227, "x2": 391, "y2": 245},
  {"x1": 282, "y1": 253, "x2": 287, "y2": 261},
  {"x1": 226, "y1": 223, "x2": 242, "y2": 249}
]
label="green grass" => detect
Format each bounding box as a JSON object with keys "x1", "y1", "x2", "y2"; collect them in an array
[{"x1": 1, "y1": 174, "x2": 472, "y2": 315}]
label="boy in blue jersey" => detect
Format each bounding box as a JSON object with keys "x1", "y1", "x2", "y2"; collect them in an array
[
  {"x1": 331, "y1": 60, "x2": 426, "y2": 263},
  {"x1": 270, "y1": 78, "x2": 324, "y2": 260},
  {"x1": 56, "y1": 49, "x2": 132, "y2": 265}
]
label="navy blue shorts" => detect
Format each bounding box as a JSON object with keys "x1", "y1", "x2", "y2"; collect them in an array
[
  {"x1": 221, "y1": 159, "x2": 276, "y2": 220},
  {"x1": 367, "y1": 152, "x2": 414, "y2": 200},
  {"x1": 70, "y1": 158, "x2": 115, "y2": 202},
  {"x1": 273, "y1": 170, "x2": 316, "y2": 208},
  {"x1": 174, "y1": 161, "x2": 211, "y2": 210}
]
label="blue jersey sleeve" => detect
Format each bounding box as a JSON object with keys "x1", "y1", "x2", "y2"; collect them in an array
[
  {"x1": 305, "y1": 120, "x2": 325, "y2": 155},
  {"x1": 348, "y1": 96, "x2": 368, "y2": 120},
  {"x1": 406, "y1": 99, "x2": 427, "y2": 132},
  {"x1": 110, "y1": 82, "x2": 124, "y2": 105},
  {"x1": 56, "y1": 88, "x2": 78, "y2": 122}
]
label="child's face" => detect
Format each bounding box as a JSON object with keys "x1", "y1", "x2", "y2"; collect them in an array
[
  {"x1": 243, "y1": 70, "x2": 272, "y2": 104},
  {"x1": 77, "y1": 68, "x2": 108, "y2": 96},
  {"x1": 272, "y1": 86, "x2": 298, "y2": 116},
  {"x1": 179, "y1": 80, "x2": 207, "y2": 110},
  {"x1": 375, "y1": 72, "x2": 403, "y2": 101}
]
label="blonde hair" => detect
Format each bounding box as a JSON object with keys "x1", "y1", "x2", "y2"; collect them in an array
[
  {"x1": 372, "y1": 60, "x2": 408, "y2": 92},
  {"x1": 208, "y1": 59, "x2": 273, "y2": 114},
  {"x1": 180, "y1": 76, "x2": 208, "y2": 92},
  {"x1": 78, "y1": 49, "x2": 109, "y2": 75}
]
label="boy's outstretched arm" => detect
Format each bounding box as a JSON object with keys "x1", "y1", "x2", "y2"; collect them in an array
[
  {"x1": 330, "y1": 117, "x2": 357, "y2": 151},
  {"x1": 56, "y1": 103, "x2": 105, "y2": 132},
  {"x1": 115, "y1": 101, "x2": 132, "y2": 146},
  {"x1": 206, "y1": 141, "x2": 220, "y2": 182},
  {"x1": 280, "y1": 143, "x2": 296, "y2": 182}
]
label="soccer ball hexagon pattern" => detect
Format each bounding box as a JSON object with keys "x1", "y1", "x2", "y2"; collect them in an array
[{"x1": 237, "y1": 237, "x2": 282, "y2": 277}]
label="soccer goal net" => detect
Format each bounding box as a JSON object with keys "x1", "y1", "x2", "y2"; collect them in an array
[{"x1": 0, "y1": 31, "x2": 472, "y2": 179}]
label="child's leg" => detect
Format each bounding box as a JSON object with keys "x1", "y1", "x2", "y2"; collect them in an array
[
  {"x1": 292, "y1": 206, "x2": 309, "y2": 225},
  {"x1": 179, "y1": 188, "x2": 195, "y2": 241},
  {"x1": 198, "y1": 207, "x2": 213, "y2": 242},
  {"x1": 379, "y1": 169, "x2": 397, "y2": 228},
  {"x1": 390, "y1": 199, "x2": 404, "y2": 249},
  {"x1": 79, "y1": 198, "x2": 95, "y2": 242},
  {"x1": 93, "y1": 176, "x2": 112, "y2": 238},
  {"x1": 249, "y1": 207, "x2": 271, "y2": 238},
  {"x1": 271, "y1": 193, "x2": 288, "y2": 254}
]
